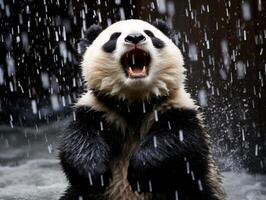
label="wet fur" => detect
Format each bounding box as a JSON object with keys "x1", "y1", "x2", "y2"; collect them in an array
[{"x1": 59, "y1": 20, "x2": 225, "y2": 200}]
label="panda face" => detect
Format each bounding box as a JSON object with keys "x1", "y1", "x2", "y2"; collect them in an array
[{"x1": 81, "y1": 19, "x2": 185, "y2": 100}]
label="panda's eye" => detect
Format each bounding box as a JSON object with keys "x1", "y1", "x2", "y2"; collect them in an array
[
  {"x1": 144, "y1": 30, "x2": 155, "y2": 37},
  {"x1": 110, "y1": 32, "x2": 121, "y2": 40}
]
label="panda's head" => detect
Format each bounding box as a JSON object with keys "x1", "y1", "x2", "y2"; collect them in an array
[{"x1": 79, "y1": 19, "x2": 185, "y2": 101}]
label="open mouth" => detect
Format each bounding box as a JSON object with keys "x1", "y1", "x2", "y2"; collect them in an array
[{"x1": 121, "y1": 48, "x2": 151, "y2": 78}]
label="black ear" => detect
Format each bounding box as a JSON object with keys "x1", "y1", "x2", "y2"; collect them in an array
[
  {"x1": 152, "y1": 20, "x2": 176, "y2": 43},
  {"x1": 75, "y1": 24, "x2": 103, "y2": 56},
  {"x1": 84, "y1": 24, "x2": 103, "y2": 43}
]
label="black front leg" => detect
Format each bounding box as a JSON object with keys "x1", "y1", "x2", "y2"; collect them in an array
[
  {"x1": 59, "y1": 107, "x2": 113, "y2": 199},
  {"x1": 128, "y1": 108, "x2": 222, "y2": 200}
]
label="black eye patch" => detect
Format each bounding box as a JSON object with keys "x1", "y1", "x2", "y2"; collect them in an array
[
  {"x1": 144, "y1": 30, "x2": 155, "y2": 37},
  {"x1": 102, "y1": 32, "x2": 121, "y2": 53},
  {"x1": 144, "y1": 30, "x2": 165, "y2": 49}
]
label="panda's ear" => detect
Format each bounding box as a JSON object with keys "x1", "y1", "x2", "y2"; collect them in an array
[
  {"x1": 84, "y1": 24, "x2": 103, "y2": 43},
  {"x1": 152, "y1": 20, "x2": 176, "y2": 43},
  {"x1": 75, "y1": 24, "x2": 103, "y2": 56}
]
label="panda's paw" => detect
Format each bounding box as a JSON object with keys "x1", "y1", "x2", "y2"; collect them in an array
[{"x1": 127, "y1": 151, "x2": 176, "y2": 193}]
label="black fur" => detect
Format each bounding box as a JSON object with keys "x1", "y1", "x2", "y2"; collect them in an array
[
  {"x1": 144, "y1": 30, "x2": 165, "y2": 49},
  {"x1": 59, "y1": 107, "x2": 117, "y2": 199},
  {"x1": 92, "y1": 90, "x2": 168, "y2": 126},
  {"x1": 102, "y1": 32, "x2": 121, "y2": 52},
  {"x1": 59, "y1": 103, "x2": 221, "y2": 199},
  {"x1": 152, "y1": 19, "x2": 176, "y2": 43},
  {"x1": 76, "y1": 24, "x2": 103, "y2": 56}
]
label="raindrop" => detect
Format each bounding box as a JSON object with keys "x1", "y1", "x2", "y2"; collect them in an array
[
  {"x1": 132, "y1": 54, "x2": 135, "y2": 65},
  {"x1": 59, "y1": 42, "x2": 67, "y2": 62},
  {"x1": 73, "y1": 111, "x2": 76, "y2": 121},
  {"x1": 148, "y1": 180, "x2": 152, "y2": 192},
  {"x1": 136, "y1": 181, "x2": 140, "y2": 192},
  {"x1": 167, "y1": 120, "x2": 171, "y2": 130},
  {"x1": 242, "y1": 129, "x2": 245, "y2": 141},
  {"x1": 243, "y1": 30, "x2": 247, "y2": 40},
  {"x1": 9, "y1": 114, "x2": 13, "y2": 128},
  {"x1": 119, "y1": 8, "x2": 125, "y2": 20},
  {"x1": 21, "y1": 32, "x2": 29, "y2": 52},
  {"x1": 0, "y1": 66, "x2": 4, "y2": 85},
  {"x1": 41, "y1": 72, "x2": 50, "y2": 89},
  {"x1": 6, "y1": 56, "x2": 15, "y2": 76},
  {"x1": 115, "y1": 0, "x2": 121, "y2": 5},
  {"x1": 198, "y1": 180, "x2": 203, "y2": 191},
  {"x1": 31, "y1": 100, "x2": 37, "y2": 114},
  {"x1": 167, "y1": 1, "x2": 175, "y2": 17},
  {"x1": 9, "y1": 81, "x2": 14, "y2": 92},
  {"x1": 157, "y1": 0, "x2": 166, "y2": 14},
  {"x1": 236, "y1": 61, "x2": 245, "y2": 79},
  {"x1": 219, "y1": 69, "x2": 227, "y2": 80},
  {"x1": 0, "y1": 0, "x2": 4, "y2": 10},
  {"x1": 142, "y1": 102, "x2": 146, "y2": 113},
  {"x1": 154, "y1": 110, "x2": 159, "y2": 121},
  {"x1": 255, "y1": 144, "x2": 258, "y2": 156},
  {"x1": 100, "y1": 121, "x2": 104, "y2": 131},
  {"x1": 175, "y1": 190, "x2": 179, "y2": 200},
  {"x1": 153, "y1": 136, "x2": 157, "y2": 148},
  {"x1": 242, "y1": 1, "x2": 251, "y2": 21},
  {"x1": 88, "y1": 172, "x2": 93, "y2": 186},
  {"x1": 48, "y1": 144, "x2": 53, "y2": 154},
  {"x1": 186, "y1": 161, "x2": 190, "y2": 174},
  {"x1": 259, "y1": 48, "x2": 263, "y2": 55},
  {"x1": 188, "y1": 43, "x2": 198, "y2": 61},
  {"x1": 61, "y1": 96, "x2": 66, "y2": 107},
  {"x1": 179, "y1": 130, "x2": 184, "y2": 142},
  {"x1": 100, "y1": 175, "x2": 104, "y2": 186},
  {"x1": 50, "y1": 95, "x2": 60, "y2": 111},
  {"x1": 198, "y1": 89, "x2": 208, "y2": 107},
  {"x1": 5, "y1": 4, "x2": 10, "y2": 17},
  {"x1": 258, "y1": 0, "x2": 262, "y2": 11},
  {"x1": 191, "y1": 171, "x2": 195, "y2": 180}
]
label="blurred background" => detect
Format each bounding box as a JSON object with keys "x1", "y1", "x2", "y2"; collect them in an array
[{"x1": 0, "y1": 0, "x2": 265, "y2": 199}]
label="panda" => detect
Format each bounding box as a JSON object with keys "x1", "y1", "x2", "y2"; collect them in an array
[{"x1": 59, "y1": 19, "x2": 225, "y2": 200}]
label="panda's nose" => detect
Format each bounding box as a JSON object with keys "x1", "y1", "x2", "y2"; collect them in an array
[{"x1": 125, "y1": 33, "x2": 146, "y2": 44}]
